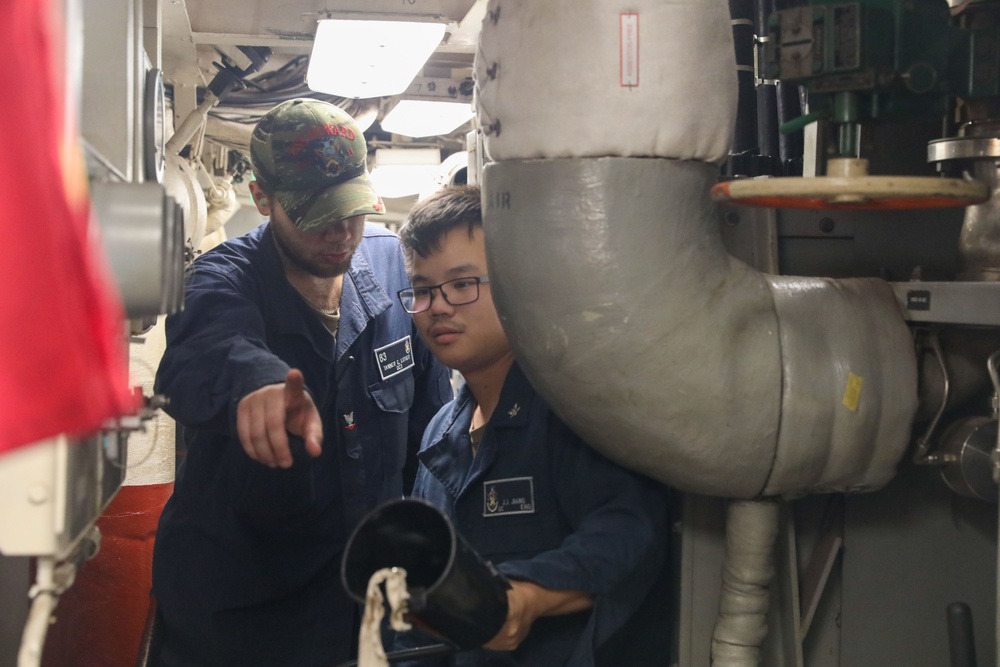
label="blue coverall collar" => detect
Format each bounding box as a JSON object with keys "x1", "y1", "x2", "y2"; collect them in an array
[{"x1": 419, "y1": 362, "x2": 536, "y2": 498}]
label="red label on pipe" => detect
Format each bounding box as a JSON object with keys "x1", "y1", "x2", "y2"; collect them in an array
[{"x1": 620, "y1": 13, "x2": 639, "y2": 87}]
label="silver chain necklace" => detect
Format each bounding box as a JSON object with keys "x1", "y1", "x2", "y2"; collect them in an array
[{"x1": 289, "y1": 280, "x2": 340, "y2": 316}]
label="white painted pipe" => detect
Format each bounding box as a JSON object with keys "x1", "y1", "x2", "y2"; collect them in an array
[
  {"x1": 711, "y1": 499, "x2": 780, "y2": 666},
  {"x1": 165, "y1": 92, "x2": 219, "y2": 157}
]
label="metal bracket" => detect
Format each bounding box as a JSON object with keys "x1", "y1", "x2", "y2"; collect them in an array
[{"x1": 890, "y1": 281, "x2": 1000, "y2": 326}]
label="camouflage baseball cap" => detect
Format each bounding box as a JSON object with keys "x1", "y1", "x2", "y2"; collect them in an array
[{"x1": 250, "y1": 98, "x2": 385, "y2": 232}]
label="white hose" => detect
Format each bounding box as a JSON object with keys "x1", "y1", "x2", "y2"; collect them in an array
[
  {"x1": 18, "y1": 558, "x2": 58, "y2": 667},
  {"x1": 711, "y1": 499, "x2": 781, "y2": 667}
]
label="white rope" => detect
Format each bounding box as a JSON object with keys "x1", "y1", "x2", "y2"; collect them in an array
[{"x1": 357, "y1": 567, "x2": 412, "y2": 667}]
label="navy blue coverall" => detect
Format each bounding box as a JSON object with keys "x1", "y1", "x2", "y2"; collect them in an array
[
  {"x1": 150, "y1": 222, "x2": 452, "y2": 667},
  {"x1": 398, "y1": 362, "x2": 672, "y2": 666}
]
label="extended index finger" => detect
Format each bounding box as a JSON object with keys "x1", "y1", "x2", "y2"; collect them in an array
[
  {"x1": 284, "y1": 368, "x2": 307, "y2": 404},
  {"x1": 283, "y1": 368, "x2": 323, "y2": 457}
]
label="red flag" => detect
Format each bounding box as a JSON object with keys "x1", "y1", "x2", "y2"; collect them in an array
[{"x1": 0, "y1": 0, "x2": 135, "y2": 453}]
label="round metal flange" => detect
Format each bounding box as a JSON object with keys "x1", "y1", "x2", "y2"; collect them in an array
[
  {"x1": 939, "y1": 416, "x2": 999, "y2": 503},
  {"x1": 712, "y1": 174, "x2": 989, "y2": 210},
  {"x1": 928, "y1": 136, "x2": 1000, "y2": 163}
]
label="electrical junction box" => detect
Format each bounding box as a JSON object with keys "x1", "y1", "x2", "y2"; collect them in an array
[{"x1": 0, "y1": 433, "x2": 127, "y2": 559}]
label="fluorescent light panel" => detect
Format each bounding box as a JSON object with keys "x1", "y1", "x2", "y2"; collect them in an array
[
  {"x1": 307, "y1": 20, "x2": 446, "y2": 99},
  {"x1": 380, "y1": 100, "x2": 475, "y2": 138},
  {"x1": 370, "y1": 148, "x2": 441, "y2": 199}
]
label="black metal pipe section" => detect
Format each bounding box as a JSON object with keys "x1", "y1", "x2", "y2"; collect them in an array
[
  {"x1": 336, "y1": 644, "x2": 454, "y2": 667},
  {"x1": 730, "y1": 0, "x2": 759, "y2": 158},
  {"x1": 754, "y1": 0, "x2": 779, "y2": 161},
  {"x1": 946, "y1": 601, "x2": 978, "y2": 667},
  {"x1": 341, "y1": 499, "x2": 510, "y2": 651}
]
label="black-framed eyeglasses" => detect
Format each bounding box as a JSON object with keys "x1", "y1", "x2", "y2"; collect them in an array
[{"x1": 398, "y1": 276, "x2": 491, "y2": 314}]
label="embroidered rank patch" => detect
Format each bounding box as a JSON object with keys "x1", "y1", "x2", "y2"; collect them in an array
[
  {"x1": 483, "y1": 477, "x2": 535, "y2": 517},
  {"x1": 375, "y1": 336, "x2": 415, "y2": 381}
]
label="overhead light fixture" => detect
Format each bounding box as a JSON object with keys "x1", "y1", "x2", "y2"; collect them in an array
[
  {"x1": 380, "y1": 100, "x2": 475, "y2": 138},
  {"x1": 370, "y1": 148, "x2": 441, "y2": 199},
  {"x1": 306, "y1": 20, "x2": 446, "y2": 99}
]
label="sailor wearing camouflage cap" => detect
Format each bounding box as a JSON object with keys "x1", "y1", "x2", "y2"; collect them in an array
[
  {"x1": 247, "y1": 98, "x2": 387, "y2": 286},
  {"x1": 250, "y1": 98, "x2": 385, "y2": 233},
  {"x1": 149, "y1": 96, "x2": 450, "y2": 666}
]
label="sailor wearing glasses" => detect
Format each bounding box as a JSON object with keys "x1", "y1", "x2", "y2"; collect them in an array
[{"x1": 393, "y1": 185, "x2": 672, "y2": 667}]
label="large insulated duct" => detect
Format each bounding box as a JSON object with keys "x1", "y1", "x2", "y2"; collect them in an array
[{"x1": 475, "y1": 0, "x2": 918, "y2": 498}]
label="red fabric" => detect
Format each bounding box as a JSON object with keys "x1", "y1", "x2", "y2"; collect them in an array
[{"x1": 0, "y1": 0, "x2": 135, "y2": 452}]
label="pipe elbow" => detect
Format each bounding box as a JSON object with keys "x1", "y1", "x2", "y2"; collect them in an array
[{"x1": 483, "y1": 158, "x2": 917, "y2": 498}]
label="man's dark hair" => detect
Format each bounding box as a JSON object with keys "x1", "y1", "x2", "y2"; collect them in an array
[{"x1": 398, "y1": 185, "x2": 481, "y2": 273}]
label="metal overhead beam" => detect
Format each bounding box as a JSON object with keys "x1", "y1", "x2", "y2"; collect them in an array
[
  {"x1": 162, "y1": 0, "x2": 204, "y2": 86},
  {"x1": 192, "y1": 32, "x2": 312, "y2": 51}
]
